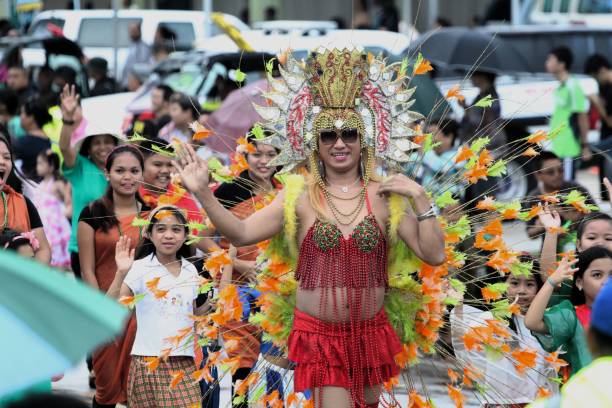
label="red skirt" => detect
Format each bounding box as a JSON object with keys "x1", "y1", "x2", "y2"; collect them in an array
[{"x1": 288, "y1": 307, "x2": 402, "y2": 392}]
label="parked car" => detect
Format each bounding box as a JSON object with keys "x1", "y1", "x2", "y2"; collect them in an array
[
  {"x1": 528, "y1": 0, "x2": 612, "y2": 26},
  {"x1": 196, "y1": 29, "x2": 410, "y2": 60},
  {"x1": 250, "y1": 20, "x2": 338, "y2": 35},
  {"x1": 27, "y1": 9, "x2": 249, "y2": 79}
]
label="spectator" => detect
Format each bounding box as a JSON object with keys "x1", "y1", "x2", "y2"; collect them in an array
[
  {"x1": 121, "y1": 22, "x2": 152, "y2": 89},
  {"x1": 372, "y1": 0, "x2": 399, "y2": 32},
  {"x1": 450, "y1": 255, "x2": 559, "y2": 405},
  {"x1": 58, "y1": 84, "x2": 118, "y2": 278},
  {"x1": 352, "y1": 0, "x2": 371, "y2": 29},
  {"x1": 158, "y1": 92, "x2": 199, "y2": 143},
  {"x1": 528, "y1": 279, "x2": 612, "y2": 407},
  {"x1": 459, "y1": 71, "x2": 505, "y2": 153},
  {"x1": 264, "y1": 6, "x2": 277, "y2": 21},
  {"x1": 546, "y1": 46, "x2": 590, "y2": 180},
  {"x1": 6, "y1": 66, "x2": 35, "y2": 107},
  {"x1": 87, "y1": 57, "x2": 117, "y2": 97},
  {"x1": 126, "y1": 68, "x2": 145, "y2": 92},
  {"x1": 52, "y1": 66, "x2": 78, "y2": 95},
  {"x1": 0, "y1": 131, "x2": 51, "y2": 264},
  {"x1": 434, "y1": 17, "x2": 452, "y2": 28},
  {"x1": 14, "y1": 98, "x2": 52, "y2": 179},
  {"x1": 128, "y1": 84, "x2": 173, "y2": 139},
  {"x1": 33, "y1": 150, "x2": 72, "y2": 269},
  {"x1": 584, "y1": 54, "x2": 612, "y2": 201},
  {"x1": 0, "y1": 89, "x2": 22, "y2": 140},
  {"x1": 36, "y1": 66, "x2": 57, "y2": 108},
  {"x1": 525, "y1": 151, "x2": 594, "y2": 244},
  {"x1": 526, "y1": 246, "x2": 612, "y2": 377}
]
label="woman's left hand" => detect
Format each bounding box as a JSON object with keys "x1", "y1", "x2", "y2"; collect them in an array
[
  {"x1": 377, "y1": 174, "x2": 427, "y2": 200},
  {"x1": 115, "y1": 236, "x2": 135, "y2": 275}
]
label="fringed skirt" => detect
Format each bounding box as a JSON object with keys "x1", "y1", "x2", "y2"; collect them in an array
[{"x1": 287, "y1": 307, "x2": 402, "y2": 392}]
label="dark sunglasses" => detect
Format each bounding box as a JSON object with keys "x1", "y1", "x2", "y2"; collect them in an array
[{"x1": 319, "y1": 128, "x2": 360, "y2": 145}]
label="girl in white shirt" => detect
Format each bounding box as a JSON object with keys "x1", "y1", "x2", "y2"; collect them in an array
[
  {"x1": 107, "y1": 205, "x2": 209, "y2": 408},
  {"x1": 450, "y1": 255, "x2": 559, "y2": 406}
]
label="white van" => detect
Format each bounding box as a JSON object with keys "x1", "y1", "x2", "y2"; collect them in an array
[
  {"x1": 27, "y1": 9, "x2": 249, "y2": 78},
  {"x1": 529, "y1": 0, "x2": 612, "y2": 26}
]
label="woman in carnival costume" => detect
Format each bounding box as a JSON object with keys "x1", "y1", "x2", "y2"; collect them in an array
[{"x1": 174, "y1": 48, "x2": 446, "y2": 407}]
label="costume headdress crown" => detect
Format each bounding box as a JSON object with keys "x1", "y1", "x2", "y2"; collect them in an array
[{"x1": 254, "y1": 47, "x2": 424, "y2": 173}]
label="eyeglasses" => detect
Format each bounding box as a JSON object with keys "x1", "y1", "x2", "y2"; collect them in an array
[
  {"x1": 319, "y1": 128, "x2": 360, "y2": 146},
  {"x1": 540, "y1": 166, "x2": 564, "y2": 176}
]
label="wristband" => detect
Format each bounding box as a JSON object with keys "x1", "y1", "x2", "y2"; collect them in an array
[
  {"x1": 416, "y1": 205, "x2": 438, "y2": 222},
  {"x1": 547, "y1": 277, "x2": 557, "y2": 288},
  {"x1": 62, "y1": 118, "x2": 76, "y2": 125}
]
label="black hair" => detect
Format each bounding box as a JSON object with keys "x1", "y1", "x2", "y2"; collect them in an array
[
  {"x1": 36, "y1": 149, "x2": 61, "y2": 180},
  {"x1": 0, "y1": 88, "x2": 18, "y2": 116},
  {"x1": 22, "y1": 98, "x2": 52, "y2": 128},
  {"x1": 54, "y1": 65, "x2": 77, "y2": 85},
  {"x1": 577, "y1": 212, "x2": 612, "y2": 244},
  {"x1": 154, "y1": 84, "x2": 174, "y2": 102},
  {"x1": 78, "y1": 133, "x2": 118, "y2": 158},
  {"x1": 584, "y1": 54, "x2": 610, "y2": 76},
  {"x1": 0, "y1": 228, "x2": 31, "y2": 251},
  {"x1": 134, "y1": 205, "x2": 194, "y2": 261},
  {"x1": 549, "y1": 46, "x2": 573, "y2": 71},
  {"x1": 589, "y1": 325, "x2": 612, "y2": 357},
  {"x1": 571, "y1": 246, "x2": 612, "y2": 305},
  {"x1": 170, "y1": 92, "x2": 200, "y2": 121},
  {"x1": 138, "y1": 137, "x2": 174, "y2": 160},
  {"x1": 431, "y1": 118, "x2": 460, "y2": 146},
  {"x1": 473, "y1": 70, "x2": 497, "y2": 84},
  {"x1": 0, "y1": 130, "x2": 24, "y2": 193},
  {"x1": 535, "y1": 150, "x2": 561, "y2": 171},
  {"x1": 88, "y1": 145, "x2": 145, "y2": 233}
]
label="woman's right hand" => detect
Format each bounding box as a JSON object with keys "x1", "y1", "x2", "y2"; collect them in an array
[
  {"x1": 173, "y1": 142, "x2": 210, "y2": 193},
  {"x1": 549, "y1": 257, "x2": 578, "y2": 286},
  {"x1": 115, "y1": 236, "x2": 135, "y2": 275},
  {"x1": 60, "y1": 84, "x2": 79, "y2": 120}
]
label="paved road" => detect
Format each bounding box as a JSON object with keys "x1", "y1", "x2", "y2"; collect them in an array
[{"x1": 52, "y1": 168, "x2": 609, "y2": 406}]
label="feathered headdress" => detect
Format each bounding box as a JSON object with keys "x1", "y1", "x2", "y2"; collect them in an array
[{"x1": 254, "y1": 47, "x2": 424, "y2": 173}]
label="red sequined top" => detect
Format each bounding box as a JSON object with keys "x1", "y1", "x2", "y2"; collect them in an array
[{"x1": 295, "y1": 193, "x2": 388, "y2": 289}]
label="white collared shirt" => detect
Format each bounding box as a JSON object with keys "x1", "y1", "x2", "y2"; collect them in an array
[{"x1": 124, "y1": 254, "x2": 200, "y2": 357}]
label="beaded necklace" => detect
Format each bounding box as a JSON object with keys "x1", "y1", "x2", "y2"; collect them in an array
[{"x1": 116, "y1": 200, "x2": 143, "y2": 239}]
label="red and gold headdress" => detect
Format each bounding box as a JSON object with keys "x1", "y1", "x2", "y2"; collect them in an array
[{"x1": 254, "y1": 47, "x2": 423, "y2": 173}]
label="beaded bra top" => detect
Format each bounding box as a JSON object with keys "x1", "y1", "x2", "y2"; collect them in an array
[{"x1": 294, "y1": 192, "x2": 388, "y2": 289}]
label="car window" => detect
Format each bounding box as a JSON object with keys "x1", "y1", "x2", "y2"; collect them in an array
[
  {"x1": 156, "y1": 22, "x2": 195, "y2": 50},
  {"x1": 578, "y1": 0, "x2": 612, "y2": 13},
  {"x1": 78, "y1": 18, "x2": 142, "y2": 47},
  {"x1": 28, "y1": 18, "x2": 65, "y2": 36},
  {"x1": 543, "y1": 0, "x2": 554, "y2": 12}
]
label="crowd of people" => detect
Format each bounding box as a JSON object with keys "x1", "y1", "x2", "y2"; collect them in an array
[{"x1": 0, "y1": 39, "x2": 611, "y2": 408}]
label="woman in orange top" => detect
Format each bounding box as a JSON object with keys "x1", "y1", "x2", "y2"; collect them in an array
[
  {"x1": 0, "y1": 131, "x2": 51, "y2": 263},
  {"x1": 77, "y1": 145, "x2": 149, "y2": 407},
  {"x1": 212, "y1": 136, "x2": 280, "y2": 407}
]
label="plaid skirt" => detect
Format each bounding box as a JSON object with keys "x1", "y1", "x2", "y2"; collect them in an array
[{"x1": 128, "y1": 355, "x2": 201, "y2": 408}]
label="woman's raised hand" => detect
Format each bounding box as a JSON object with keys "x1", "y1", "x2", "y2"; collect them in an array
[
  {"x1": 377, "y1": 173, "x2": 427, "y2": 200},
  {"x1": 538, "y1": 203, "x2": 561, "y2": 230},
  {"x1": 60, "y1": 84, "x2": 79, "y2": 120},
  {"x1": 172, "y1": 142, "x2": 210, "y2": 194},
  {"x1": 549, "y1": 256, "x2": 578, "y2": 287},
  {"x1": 115, "y1": 236, "x2": 135, "y2": 275}
]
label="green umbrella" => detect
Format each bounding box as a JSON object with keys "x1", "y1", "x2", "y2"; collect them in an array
[{"x1": 0, "y1": 250, "x2": 129, "y2": 396}]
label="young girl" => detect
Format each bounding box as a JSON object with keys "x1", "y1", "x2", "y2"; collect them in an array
[
  {"x1": 107, "y1": 205, "x2": 205, "y2": 407},
  {"x1": 34, "y1": 150, "x2": 72, "y2": 269},
  {"x1": 525, "y1": 246, "x2": 612, "y2": 376},
  {"x1": 450, "y1": 255, "x2": 559, "y2": 405},
  {"x1": 538, "y1": 210, "x2": 612, "y2": 305},
  {"x1": 0, "y1": 132, "x2": 51, "y2": 264},
  {"x1": 77, "y1": 144, "x2": 148, "y2": 407}
]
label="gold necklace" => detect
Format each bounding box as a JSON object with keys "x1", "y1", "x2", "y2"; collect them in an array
[
  {"x1": 327, "y1": 176, "x2": 360, "y2": 193},
  {"x1": 321, "y1": 183, "x2": 366, "y2": 225}
]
